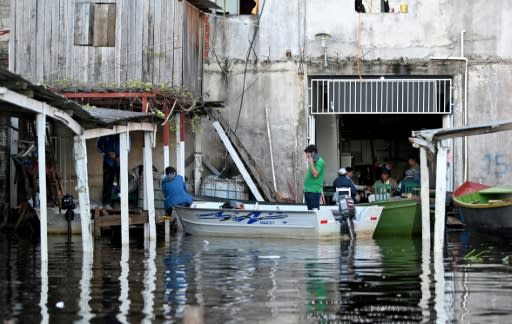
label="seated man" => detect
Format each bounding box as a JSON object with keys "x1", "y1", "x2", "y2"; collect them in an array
[
  {"x1": 162, "y1": 166, "x2": 193, "y2": 216},
  {"x1": 333, "y1": 168, "x2": 358, "y2": 202},
  {"x1": 368, "y1": 168, "x2": 398, "y2": 197},
  {"x1": 221, "y1": 200, "x2": 245, "y2": 209},
  {"x1": 399, "y1": 168, "x2": 421, "y2": 195}
]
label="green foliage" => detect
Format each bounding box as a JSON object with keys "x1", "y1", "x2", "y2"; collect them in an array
[{"x1": 464, "y1": 247, "x2": 493, "y2": 263}]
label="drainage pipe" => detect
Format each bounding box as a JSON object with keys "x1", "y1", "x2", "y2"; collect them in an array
[{"x1": 430, "y1": 30, "x2": 468, "y2": 181}]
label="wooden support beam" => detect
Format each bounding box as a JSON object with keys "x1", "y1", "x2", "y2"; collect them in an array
[
  {"x1": 209, "y1": 111, "x2": 276, "y2": 201},
  {"x1": 74, "y1": 135, "x2": 93, "y2": 252},
  {"x1": 119, "y1": 132, "x2": 130, "y2": 245},
  {"x1": 82, "y1": 123, "x2": 155, "y2": 139},
  {"x1": 0, "y1": 87, "x2": 82, "y2": 135},
  {"x1": 212, "y1": 121, "x2": 264, "y2": 202},
  {"x1": 37, "y1": 113, "x2": 48, "y2": 262}
]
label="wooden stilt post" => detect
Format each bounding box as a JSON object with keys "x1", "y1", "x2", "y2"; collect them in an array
[
  {"x1": 434, "y1": 142, "x2": 448, "y2": 322},
  {"x1": 420, "y1": 147, "x2": 430, "y2": 244},
  {"x1": 143, "y1": 131, "x2": 156, "y2": 240},
  {"x1": 176, "y1": 113, "x2": 185, "y2": 176},
  {"x1": 194, "y1": 133, "x2": 202, "y2": 196},
  {"x1": 74, "y1": 135, "x2": 93, "y2": 252},
  {"x1": 163, "y1": 103, "x2": 170, "y2": 171},
  {"x1": 119, "y1": 132, "x2": 130, "y2": 245},
  {"x1": 36, "y1": 112, "x2": 48, "y2": 262},
  {"x1": 434, "y1": 142, "x2": 448, "y2": 252}
]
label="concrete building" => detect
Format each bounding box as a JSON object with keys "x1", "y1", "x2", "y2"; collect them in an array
[{"x1": 202, "y1": 0, "x2": 512, "y2": 199}]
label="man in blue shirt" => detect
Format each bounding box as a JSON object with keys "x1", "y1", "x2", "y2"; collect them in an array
[
  {"x1": 162, "y1": 166, "x2": 193, "y2": 216},
  {"x1": 333, "y1": 168, "x2": 357, "y2": 201},
  {"x1": 97, "y1": 134, "x2": 120, "y2": 209}
]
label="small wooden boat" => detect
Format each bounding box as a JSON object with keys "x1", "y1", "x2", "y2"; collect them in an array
[
  {"x1": 174, "y1": 201, "x2": 383, "y2": 239},
  {"x1": 453, "y1": 186, "x2": 512, "y2": 232},
  {"x1": 453, "y1": 181, "x2": 491, "y2": 197},
  {"x1": 358, "y1": 198, "x2": 421, "y2": 238}
]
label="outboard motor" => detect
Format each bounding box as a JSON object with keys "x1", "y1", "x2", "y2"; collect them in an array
[
  {"x1": 337, "y1": 194, "x2": 356, "y2": 240},
  {"x1": 61, "y1": 194, "x2": 75, "y2": 240}
]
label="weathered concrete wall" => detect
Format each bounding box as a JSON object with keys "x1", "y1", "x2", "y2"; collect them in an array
[
  {"x1": 202, "y1": 61, "x2": 307, "y2": 197},
  {"x1": 466, "y1": 63, "x2": 512, "y2": 185},
  {"x1": 204, "y1": 0, "x2": 512, "y2": 194}
]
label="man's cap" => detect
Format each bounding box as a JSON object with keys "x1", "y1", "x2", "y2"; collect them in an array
[
  {"x1": 338, "y1": 168, "x2": 347, "y2": 175},
  {"x1": 381, "y1": 167, "x2": 391, "y2": 175}
]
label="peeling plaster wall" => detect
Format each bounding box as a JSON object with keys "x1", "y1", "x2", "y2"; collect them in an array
[
  {"x1": 204, "y1": 0, "x2": 512, "y2": 194},
  {"x1": 466, "y1": 63, "x2": 512, "y2": 185}
]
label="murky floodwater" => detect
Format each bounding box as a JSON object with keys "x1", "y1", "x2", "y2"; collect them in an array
[{"x1": 0, "y1": 228, "x2": 511, "y2": 323}]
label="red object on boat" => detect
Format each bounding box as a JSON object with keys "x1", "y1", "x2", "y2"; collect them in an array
[{"x1": 453, "y1": 181, "x2": 491, "y2": 197}]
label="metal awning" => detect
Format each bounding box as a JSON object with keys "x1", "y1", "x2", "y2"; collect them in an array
[{"x1": 412, "y1": 119, "x2": 512, "y2": 143}]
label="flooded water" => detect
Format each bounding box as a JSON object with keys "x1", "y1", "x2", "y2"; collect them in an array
[{"x1": 0, "y1": 228, "x2": 511, "y2": 323}]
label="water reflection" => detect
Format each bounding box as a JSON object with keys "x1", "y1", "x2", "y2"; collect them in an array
[
  {"x1": 117, "y1": 245, "x2": 130, "y2": 323},
  {"x1": 0, "y1": 230, "x2": 511, "y2": 322},
  {"x1": 445, "y1": 230, "x2": 512, "y2": 323},
  {"x1": 78, "y1": 251, "x2": 93, "y2": 322},
  {"x1": 338, "y1": 238, "x2": 423, "y2": 322},
  {"x1": 142, "y1": 240, "x2": 156, "y2": 323}
]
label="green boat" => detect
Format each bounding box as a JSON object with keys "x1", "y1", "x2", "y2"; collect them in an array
[
  {"x1": 453, "y1": 186, "x2": 512, "y2": 232},
  {"x1": 359, "y1": 199, "x2": 421, "y2": 238}
]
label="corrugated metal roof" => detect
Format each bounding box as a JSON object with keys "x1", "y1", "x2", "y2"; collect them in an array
[
  {"x1": 86, "y1": 107, "x2": 161, "y2": 125},
  {"x1": 0, "y1": 68, "x2": 163, "y2": 129}
]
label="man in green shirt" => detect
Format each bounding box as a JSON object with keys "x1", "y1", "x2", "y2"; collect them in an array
[{"x1": 304, "y1": 144, "x2": 325, "y2": 210}]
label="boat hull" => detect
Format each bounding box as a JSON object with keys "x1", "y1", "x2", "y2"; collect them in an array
[
  {"x1": 174, "y1": 201, "x2": 383, "y2": 239},
  {"x1": 359, "y1": 199, "x2": 421, "y2": 238},
  {"x1": 456, "y1": 204, "x2": 512, "y2": 232},
  {"x1": 453, "y1": 185, "x2": 512, "y2": 232}
]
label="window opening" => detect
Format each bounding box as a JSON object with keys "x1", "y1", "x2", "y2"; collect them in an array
[
  {"x1": 354, "y1": 1, "x2": 408, "y2": 14},
  {"x1": 215, "y1": 0, "x2": 258, "y2": 15}
]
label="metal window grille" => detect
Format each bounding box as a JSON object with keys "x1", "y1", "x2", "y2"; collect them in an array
[{"x1": 310, "y1": 78, "x2": 452, "y2": 114}]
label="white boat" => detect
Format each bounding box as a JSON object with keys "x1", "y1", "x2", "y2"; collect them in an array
[{"x1": 174, "y1": 201, "x2": 383, "y2": 239}]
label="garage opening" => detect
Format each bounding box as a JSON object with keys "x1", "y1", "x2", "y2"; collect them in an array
[{"x1": 309, "y1": 77, "x2": 452, "y2": 194}]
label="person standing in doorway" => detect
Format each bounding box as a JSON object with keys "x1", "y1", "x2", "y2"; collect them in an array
[
  {"x1": 304, "y1": 144, "x2": 325, "y2": 210},
  {"x1": 97, "y1": 134, "x2": 120, "y2": 209}
]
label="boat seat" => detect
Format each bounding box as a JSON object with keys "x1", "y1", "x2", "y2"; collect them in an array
[{"x1": 333, "y1": 187, "x2": 351, "y2": 202}]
